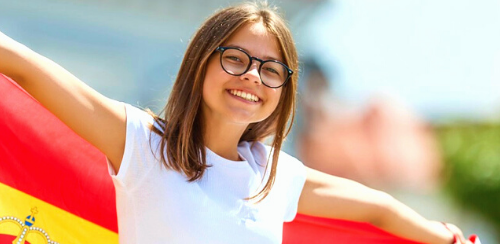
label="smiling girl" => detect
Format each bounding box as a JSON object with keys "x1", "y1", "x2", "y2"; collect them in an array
[{"x1": 0, "y1": 2, "x2": 470, "y2": 244}]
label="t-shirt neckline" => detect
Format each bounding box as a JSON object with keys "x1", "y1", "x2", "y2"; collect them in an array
[{"x1": 205, "y1": 145, "x2": 250, "y2": 168}]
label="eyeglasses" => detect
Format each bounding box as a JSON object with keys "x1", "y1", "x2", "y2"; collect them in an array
[{"x1": 215, "y1": 46, "x2": 293, "y2": 88}]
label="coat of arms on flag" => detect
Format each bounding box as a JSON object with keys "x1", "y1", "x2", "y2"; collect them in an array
[{"x1": 0, "y1": 207, "x2": 60, "y2": 244}]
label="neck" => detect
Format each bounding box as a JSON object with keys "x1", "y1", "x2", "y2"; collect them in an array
[{"x1": 203, "y1": 117, "x2": 247, "y2": 162}]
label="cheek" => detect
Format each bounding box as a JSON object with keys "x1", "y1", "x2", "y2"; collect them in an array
[
  {"x1": 204, "y1": 63, "x2": 216, "y2": 86},
  {"x1": 202, "y1": 60, "x2": 222, "y2": 95},
  {"x1": 273, "y1": 89, "x2": 283, "y2": 104},
  {"x1": 267, "y1": 89, "x2": 283, "y2": 112},
  {"x1": 204, "y1": 57, "x2": 231, "y2": 88}
]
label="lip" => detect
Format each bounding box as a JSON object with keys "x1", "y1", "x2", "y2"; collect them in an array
[{"x1": 226, "y1": 89, "x2": 262, "y2": 103}]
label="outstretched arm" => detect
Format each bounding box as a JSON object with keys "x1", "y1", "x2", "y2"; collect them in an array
[
  {"x1": 298, "y1": 167, "x2": 469, "y2": 244},
  {"x1": 0, "y1": 31, "x2": 126, "y2": 172}
]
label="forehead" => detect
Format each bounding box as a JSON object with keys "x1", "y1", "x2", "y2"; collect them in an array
[{"x1": 223, "y1": 22, "x2": 282, "y2": 61}]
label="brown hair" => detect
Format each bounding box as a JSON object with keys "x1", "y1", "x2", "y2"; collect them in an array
[{"x1": 150, "y1": 1, "x2": 298, "y2": 201}]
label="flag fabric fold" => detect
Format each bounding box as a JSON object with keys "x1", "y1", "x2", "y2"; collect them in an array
[
  {"x1": 283, "y1": 214, "x2": 422, "y2": 244},
  {"x1": 0, "y1": 73, "x2": 444, "y2": 243}
]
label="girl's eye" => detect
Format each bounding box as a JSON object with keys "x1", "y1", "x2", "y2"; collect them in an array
[
  {"x1": 264, "y1": 67, "x2": 280, "y2": 76},
  {"x1": 266, "y1": 67, "x2": 278, "y2": 74},
  {"x1": 226, "y1": 56, "x2": 241, "y2": 62}
]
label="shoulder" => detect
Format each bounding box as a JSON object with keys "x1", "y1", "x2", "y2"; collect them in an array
[
  {"x1": 123, "y1": 104, "x2": 164, "y2": 135},
  {"x1": 109, "y1": 104, "x2": 164, "y2": 187},
  {"x1": 124, "y1": 104, "x2": 154, "y2": 128},
  {"x1": 121, "y1": 103, "x2": 165, "y2": 158}
]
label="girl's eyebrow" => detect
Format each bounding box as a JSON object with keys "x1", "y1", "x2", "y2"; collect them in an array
[{"x1": 225, "y1": 44, "x2": 283, "y2": 62}]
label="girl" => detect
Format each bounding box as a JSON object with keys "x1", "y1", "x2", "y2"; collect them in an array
[{"x1": 0, "y1": 2, "x2": 470, "y2": 244}]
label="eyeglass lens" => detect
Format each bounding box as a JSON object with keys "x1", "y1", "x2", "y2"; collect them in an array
[{"x1": 220, "y1": 48, "x2": 288, "y2": 88}]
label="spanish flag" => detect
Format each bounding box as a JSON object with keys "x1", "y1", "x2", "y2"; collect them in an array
[
  {"x1": 0, "y1": 74, "x2": 118, "y2": 243},
  {"x1": 0, "y1": 73, "x2": 450, "y2": 243}
]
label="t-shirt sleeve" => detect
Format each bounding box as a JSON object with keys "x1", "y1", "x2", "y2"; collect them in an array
[
  {"x1": 107, "y1": 103, "x2": 159, "y2": 191},
  {"x1": 279, "y1": 152, "x2": 307, "y2": 222}
]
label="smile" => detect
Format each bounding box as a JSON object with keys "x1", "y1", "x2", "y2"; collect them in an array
[{"x1": 228, "y1": 89, "x2": 260, "y2": 102}]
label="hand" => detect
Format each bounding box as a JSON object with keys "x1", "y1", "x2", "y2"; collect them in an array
[{"x1": 442, "y1": 222, "x2": 473, "y2": 244}]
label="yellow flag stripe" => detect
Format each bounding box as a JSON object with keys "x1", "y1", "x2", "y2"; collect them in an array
[{"x1": 0, "y1": 183, "x2": 118, "y2": 244}]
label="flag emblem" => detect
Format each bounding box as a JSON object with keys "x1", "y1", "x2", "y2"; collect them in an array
[{"x1": 0, "y1": 207, "x2": 59, "y2": 244}]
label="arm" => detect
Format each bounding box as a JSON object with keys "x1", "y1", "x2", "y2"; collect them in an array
[
  {"x1": 0, "y1": 31, "x2": 126, "y2": 172},
  {"x1": 298, "y1": 167, "x2": 468, "y2": 244}
]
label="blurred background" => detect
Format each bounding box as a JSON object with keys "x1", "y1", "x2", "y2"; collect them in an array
[{"x1": 1, "y1": 0, "x2": 499, "y2": 242}]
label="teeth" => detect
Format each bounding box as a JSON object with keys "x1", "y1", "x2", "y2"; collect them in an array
[{"x1": 230, "y1": 90, "x2": 259, "y2": 102}]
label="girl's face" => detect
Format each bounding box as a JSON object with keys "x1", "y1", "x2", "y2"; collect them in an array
[{"x1": 202, "y1": 22, "x2": 283, "y2": 127}]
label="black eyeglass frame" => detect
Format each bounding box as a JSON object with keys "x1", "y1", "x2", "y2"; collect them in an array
[{"x1": 215, "y1": 46, "x2": 293, "y2": 88}]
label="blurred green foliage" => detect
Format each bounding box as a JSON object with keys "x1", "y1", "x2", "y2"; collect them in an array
[{"x1": 436, "y1": 122, "x2": 500, "y2": 240}]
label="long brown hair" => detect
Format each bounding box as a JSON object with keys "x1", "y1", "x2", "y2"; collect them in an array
[{"x1": 150, "y1": 1, "x2": 298, "y2": 201}]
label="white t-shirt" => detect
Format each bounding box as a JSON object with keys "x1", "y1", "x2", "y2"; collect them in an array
[{"x1": 108, "y1": 104, "x2": 307, "y2": 244}]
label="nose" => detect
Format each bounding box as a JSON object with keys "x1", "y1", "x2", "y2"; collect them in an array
[{"x1": 240, "y1": 61, "x2": 262, "y2": 85}]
